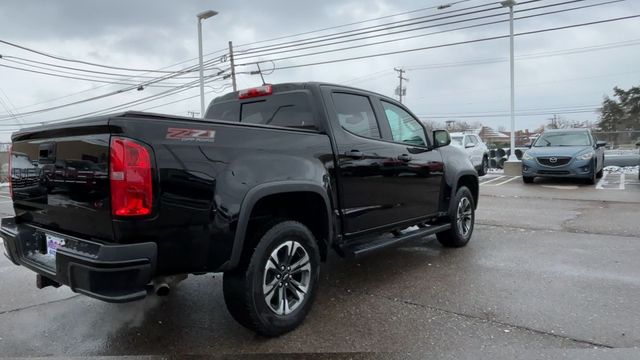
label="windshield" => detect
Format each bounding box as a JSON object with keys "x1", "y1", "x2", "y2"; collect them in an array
[
  {"x1": 451, "y1": 136, "x2": 463, "y2": 147},
  {"x1": 533, "y1": 132, "x2": 592, "y2": 147}
]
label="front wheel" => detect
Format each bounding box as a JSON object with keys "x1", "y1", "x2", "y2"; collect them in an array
[
  {"x1": 586, "y1": 164, "x2": 597, "y2": 185},
  {"x1": 437, "y1": 186, "x2": 475, "y2": 248},
  {"x1": 478, "y1": 156, "x2": 488, "y2": 176},
  {"x1": 223, "y1": 220, "x2": 320, "y2": 336}
]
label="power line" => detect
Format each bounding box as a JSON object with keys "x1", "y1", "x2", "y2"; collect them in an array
[
  {"x1": 234, "y1": 0, "x2": 479, "y2": 48},
  {"x1": 140, "y1": 84, "x2": 233, "y2": 112},
  {"x1": 244, "y1": 14, "x2": 640, "y2": 72},
  {"x1": 403, "y1": 38, "x2": 640, "y2": 71},
  {"x1": 344, "y1": 36, "x2": 640, "y2": 86},
  {"x1": 0, "y1": 60, "x2": 188, "y2": 87},
  {"x1": 0, "y1": 38, "x2": 228, "y2": 73},
  {"x1": 235, "y1": 0, "x2": 506, "y2": 57},
  {"x1": 0, "y1": 74, "x2": 228, "y2": 129},
  {"x1": 0, "y1": 62, "x2": 230, "y2": 120},
  {"x1": 413, "y1": 68, "x2": 640, "y2": 101},
  {"x1": 1, "y1": 51, "x2": 230, "y2": 113},
  {"x1": 0, "y1": 54, "x2": 209, "y2": 79},
  {"x1": 235, "y1": 0, "x2": 619, "y2": 66}
]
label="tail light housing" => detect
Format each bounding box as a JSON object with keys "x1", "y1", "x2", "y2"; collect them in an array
[
  {"x1": 110, "y1": 137, "x2": 153, "y2": 216},
  {"x1": 8, "y1": 145, "x2": 12, "y2": 199}
]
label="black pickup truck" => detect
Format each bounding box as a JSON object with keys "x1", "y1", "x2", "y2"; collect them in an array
[{"x1": 2, "y1": 82, "x2": 478, "y2": 336}]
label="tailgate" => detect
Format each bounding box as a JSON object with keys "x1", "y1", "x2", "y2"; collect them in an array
[{"x1": 11, "y1": 123, "x2": 113, "y2": 241}]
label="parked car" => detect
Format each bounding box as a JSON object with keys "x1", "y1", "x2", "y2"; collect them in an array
[
  {"x1": 521, "y1": 128, "x2": 606, "y2": 184},
  {"x1": 450, "y1": 132, "x2": 489, "y2": 176},
  {"x1": 1, "y1": 82, "x2": 478, "y2": 336},
  {"x1": 637, "y1": 140, "x2": 640, "y2": 180}
]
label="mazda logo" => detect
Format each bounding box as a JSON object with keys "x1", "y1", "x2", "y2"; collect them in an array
[{"x1": 549, "y1": 157, "x2": 558, "y2": 163}]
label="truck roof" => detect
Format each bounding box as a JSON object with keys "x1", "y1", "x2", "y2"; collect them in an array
[{"x1": 211, "y1": 82, "x2": 397, "y2": 104}]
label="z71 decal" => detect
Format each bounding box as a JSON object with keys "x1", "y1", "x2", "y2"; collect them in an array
[{"x1": 166, "y1": 128, "x2": 216, "y2": 142}]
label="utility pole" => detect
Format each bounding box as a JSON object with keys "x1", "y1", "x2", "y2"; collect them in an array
[
  {"x1": 501, "y1": 0, "x2": 517, "y2": 162},
  {"x1": 228, "y1": 41, "x2": 237, "y2": 92},
  {"x1": 500, "y1": 0, "x2": 522, "y2": 177},
  {"x1": 394, "y1": 67, "x2": 408, "y2": 103},
  {"x1": 197, "y1": 10, "x2": 218, "y2": 118}
]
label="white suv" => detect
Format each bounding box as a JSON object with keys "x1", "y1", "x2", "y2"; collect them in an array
[{"x1": 450, "y1": 132, "x2": 489, "y2": 176}]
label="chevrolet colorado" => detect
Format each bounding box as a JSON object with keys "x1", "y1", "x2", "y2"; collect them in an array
[{"x1": 2, "y1": 82, "x2": 478, "y2": 336}]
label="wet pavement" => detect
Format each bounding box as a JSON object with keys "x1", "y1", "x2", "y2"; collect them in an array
[{"x1": 0, "y1": 179, "x2": 639, "y2": 359}]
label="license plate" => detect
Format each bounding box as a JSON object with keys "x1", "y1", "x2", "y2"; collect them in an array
[{"x1": 45, "y1": 234, "x2": 65, "y2": 257}]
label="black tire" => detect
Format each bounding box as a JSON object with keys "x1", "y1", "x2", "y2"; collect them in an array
[
  {"x1": 478, "y1": 156, "x2": 488, "y2": 176},
  {"x1": 586, "y1": 163, "x2": 597, "y2": 185},
  {"x1": 523, "y1": 176, "x2": 534, "y2": 184},
  {"x1": 223, "y1": 220, "x2": 320, "y2": 337},
  {"x1": 596, "y1": 155, "x2": 604, "y2": 178},
  {"x1": 437, "y1": 186, "x2": 475, "y2": 248}
]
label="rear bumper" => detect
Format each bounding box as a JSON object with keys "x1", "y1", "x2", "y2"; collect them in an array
[{"x1": 1, "y1": 217, "x2": 157, "y2": 303}]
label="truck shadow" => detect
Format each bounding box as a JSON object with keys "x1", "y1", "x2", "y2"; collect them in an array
[{"x1": 82, "y1": 235, "x2": 467, "y2": 355}]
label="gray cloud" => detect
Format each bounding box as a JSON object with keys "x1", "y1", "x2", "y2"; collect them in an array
[{"x1": 0, "y1": 0, "x2": 639, "y2": 140}]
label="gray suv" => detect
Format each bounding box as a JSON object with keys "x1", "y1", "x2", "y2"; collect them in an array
[{"x1": 521, "y1": 128, "x2": 606, "y2": 184}]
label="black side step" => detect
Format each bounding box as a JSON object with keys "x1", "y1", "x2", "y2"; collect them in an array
[{"x1": 339, "y1": 223, "x2": 451, "y2": 258}]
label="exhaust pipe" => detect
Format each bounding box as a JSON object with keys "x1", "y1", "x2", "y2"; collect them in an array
[
  {"x1": 152, "y1": 274, "x2": 188, "y2": 296},
  {"x1": 154, "y1": 283, "x2": 171, "y2": 296}
]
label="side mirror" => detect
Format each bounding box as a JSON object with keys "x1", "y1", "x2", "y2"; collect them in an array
[
  {"x1": 596, "y1": 141, "x2": 607, "y2": 148},
  {"x1": 635, "y1": 141, "x2": 640, "y2": 147},
  {"x1": 433, "y1": 130, "x2": 451, "y2": 148}
]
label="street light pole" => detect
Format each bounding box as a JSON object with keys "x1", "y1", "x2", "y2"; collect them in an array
[
  {"x1": 197, "y1": 10, "x2": 218, "y2": 118},
  {"x1": 502, "y1": 0, "x2": 518, "y2": 162}
]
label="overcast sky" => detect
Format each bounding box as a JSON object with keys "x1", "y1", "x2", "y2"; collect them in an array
[{"x1": 0, "y1": 0, "x2": 639, "y2": 141}]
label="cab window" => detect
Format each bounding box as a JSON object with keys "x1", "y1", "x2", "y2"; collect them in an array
[
  {"x1": 332, "y1": 92, "x2": 381, "y2": 139},
  {"x1": 381, "y1": 101, "x2": 427, "y2": 147}
]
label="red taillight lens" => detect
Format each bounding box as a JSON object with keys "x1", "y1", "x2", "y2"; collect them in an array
[
  {"x1": 8, "y1": 145, "x2": 12, "y2": 199},
  {"x1": 110, "y1": 137, "x2": 153, "y2": 217},
  {"x1": 238, "y1": 85, "x2": 273, "y2": 99}
]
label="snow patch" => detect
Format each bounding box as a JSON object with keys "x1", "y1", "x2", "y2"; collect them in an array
[{"x1": 604, "y1": 166, "x2": 639, "y2": 175}]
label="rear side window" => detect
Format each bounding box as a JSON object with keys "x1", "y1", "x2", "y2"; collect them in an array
[
  {"x1": 332, "y1": 93, "x2": 380, "y2": 139},
  {"x1": 208, "y1": 92, "x2": 316, "y2": 130}
]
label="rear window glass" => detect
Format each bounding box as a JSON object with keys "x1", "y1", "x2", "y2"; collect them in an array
[{"x1": 208, "y1": 92, "x2": 316, "y2": 130}]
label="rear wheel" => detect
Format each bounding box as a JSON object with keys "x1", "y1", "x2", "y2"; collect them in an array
[
  {"x1": 437, "y1": 186, "x2": 475, "y2": 248},
  {"x1": 523, "y1": 176, "x2": 534, "y2": 184},
  {"x1": 223, "y1": 220, "x2": 320, "y2": 336}
]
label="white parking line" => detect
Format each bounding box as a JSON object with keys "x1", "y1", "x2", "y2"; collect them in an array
[
  {"x1": 489, "y1": 176, "x2": 522, "y2": 186},
  {"x1": 619, "y1": 173, "x2": 625, "y2": 190},
  {"x1": 480, "y1": 176, "x2": 505, "y2": 185},
  {"x1": 596, "y1": 172, "x2": 607, "y2": 190}
]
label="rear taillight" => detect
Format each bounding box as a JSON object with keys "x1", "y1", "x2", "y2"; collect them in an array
[
  {"x1": 109, "y1": 137, "x2": 153, "y2": 217},
  {"x1": 8, "y1": 145, "x2": 12, "y2": 199},
  {"x1": 238, "y1": 84, "x2": 273, "y2": 99}
]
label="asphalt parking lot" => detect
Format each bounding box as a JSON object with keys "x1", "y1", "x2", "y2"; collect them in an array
[{"x1": 0, "y1": 175, "x2": 639, "y2": 359}]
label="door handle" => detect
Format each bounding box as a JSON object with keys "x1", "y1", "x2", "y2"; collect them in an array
[
  {"x1": 398, "y1": 154, "x2": 412, "y2": 162},
  {"x1": 345, "y1": 149, "x2": 364, "y2": 159}
]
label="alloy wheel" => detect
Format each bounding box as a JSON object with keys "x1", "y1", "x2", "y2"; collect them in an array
[
  {"x1": 262, "y1": 240, "x2": 311, "y2": 315},
  {"x1": 456, "y1": 197, "x2": 473, "y2": 237}
]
